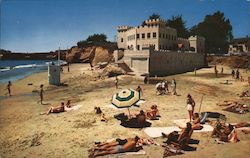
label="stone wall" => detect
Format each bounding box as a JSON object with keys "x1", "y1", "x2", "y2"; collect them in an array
[
  {"x1": 149, "y1": 51, "x2": 205, "y2": 76},
  {"x1": 122, "y1": 49, "x2": 205, "y2": 76}
]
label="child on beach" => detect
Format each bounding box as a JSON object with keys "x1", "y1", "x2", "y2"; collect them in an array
[{"x1": 39, "y1": 84, "x2": 44, "y2": 104}]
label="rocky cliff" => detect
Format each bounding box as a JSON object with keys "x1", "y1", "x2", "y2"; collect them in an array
[{"x1": 66, "y1": 43, "x2": 117, "y2": 66}]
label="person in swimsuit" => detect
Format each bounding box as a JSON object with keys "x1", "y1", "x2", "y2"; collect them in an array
[
  {"x1": 186, "y1": 94, "x2": 195, "y2": 122},
  {"x1": 92, "y1": 136, "x2": 140, "y2": 157},
  {"x1": 45, "y1": 102, "x2": 65, "y2": 115}
]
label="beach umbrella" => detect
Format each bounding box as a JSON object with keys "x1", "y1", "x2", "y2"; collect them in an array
[{"x1": 112, "y1": 89, "x2": 140, "y2": 116}]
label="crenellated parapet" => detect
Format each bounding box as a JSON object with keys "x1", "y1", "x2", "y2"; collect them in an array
[{"x1": 117, "y1": 26, "x2": 133, "y2": 31}]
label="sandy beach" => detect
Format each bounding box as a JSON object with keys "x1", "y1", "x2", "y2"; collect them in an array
[{"x1": 0, "y1": 63, "x2": 249, "y2": 158}]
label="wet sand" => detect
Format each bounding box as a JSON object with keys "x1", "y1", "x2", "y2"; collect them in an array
[{"x1": 0, "y1": 64, "x2": 249, "y2": 158}]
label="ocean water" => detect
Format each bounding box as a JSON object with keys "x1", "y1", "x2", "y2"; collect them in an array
[{"x1": 0, "y1": 60, "x2": 66, "y2": 84}]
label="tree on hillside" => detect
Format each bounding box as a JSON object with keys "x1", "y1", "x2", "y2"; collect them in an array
[
  {"x1": 77, "y1": 33, "x2": 108, "y2": 48},
  {"x1": 190, "y1": 11, "x2": 233, "y2": 54},
  {"x1": 166, "y1": 15, "x2": 189, "y2": 38},
  {"x1": 86, "y1": 34, "x2": 107, "y2": 42},
  {"x1": 149, "y1": 13, "x2": 161, "y2": 20},
  {"x1": 0, "y1": 49, "x2": 12, "y2": 54}
]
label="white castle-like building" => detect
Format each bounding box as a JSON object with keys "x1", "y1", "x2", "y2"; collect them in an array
[
  {"x1": 117, "y1": 18, "x2": 205, "y2": 53},
  {"x1": 115, "y1": 18, "x2": 206, "y2": 76}
]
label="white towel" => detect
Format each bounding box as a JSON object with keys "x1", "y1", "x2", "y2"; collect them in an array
[{"x1": 65, "y1": 105, "x2": 82, "y2": 111}]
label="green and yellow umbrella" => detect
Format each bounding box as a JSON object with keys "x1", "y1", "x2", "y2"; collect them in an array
[{"x1": 112, "y1": 89, "x2": 140, "y2": 116}]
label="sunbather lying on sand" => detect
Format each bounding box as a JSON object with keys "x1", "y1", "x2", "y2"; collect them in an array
[
  {"x1": 90, "y1": 136, "x2": 141, "y2": 157},
  {"x1": 40, "y1": 102, "x2": 65, "y2": 115},
  {"x1": 220, "y1": 80, "x2": 232, "y2": 85},
  {"x1": 239, "y1": 90, "x2": 250, "y2": 97},
  {"x1": 94, "y1": 138, "x2": 133, "y2": 150},
  {"x1": 146, "y1": 105, "x2": 160, "y2": 120}
]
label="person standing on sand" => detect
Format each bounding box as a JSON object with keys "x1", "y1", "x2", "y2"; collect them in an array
[
  {"x1": 115, "y1": 76, "x2": 118, "y2": 89},
  {"x1": 232, "y1": 69, "x2": 235, "y2": 78},
  {"x1": 221, "y1": 67, "x2": 224, "y2": 74},
  {"x1": 67, "y1": 63, "x2": 70, "y2": 72},
  {"x1": 215, "y1": 69, "x2": 218, "y2": 77},
  {"x1": 171, "y1": 79, "x2": 177, "y2": 95},
  {"x1": 6, "y1": 81, "x2": 12, "y2": 96},
  {"x1": 39, "y1": 84, "x2": 44, "y2": 104},
  {"x1": 144, "y1": 75, "x2": 148, "y2": 84},
  {"x1": 186, "y1": 94, "x2": 195, "y2": 122},
  {"x1": 236, "y1": 69, "x2": 240, "y2": 79},
  {"x1": 136, "y1": 85, "x2": 142, "y2": 97}
]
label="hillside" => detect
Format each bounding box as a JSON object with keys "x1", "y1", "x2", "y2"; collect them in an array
[{"x1": 207, "y1": 55, "x2": 250, "y2": 68}]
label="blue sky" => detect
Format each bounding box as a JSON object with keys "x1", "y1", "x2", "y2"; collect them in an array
[{"x1": 0, "y1": 0, "x2": 249, "y2": 52}]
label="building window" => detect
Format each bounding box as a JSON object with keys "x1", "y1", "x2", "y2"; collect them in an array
[
  {"x1": 121, "y1": 38, "x2": 123, "y2": 42},
  {"x1": 163, "y1": 33, "x2": 165, "y2": 38},
  {"x1": 137, "y1": 34, "x2": 140, "y2": 39},
  {"x1": 172, "y1": 35, "x2": 174, "y2": 40},
  {"x1": 142, "y1": 33, "x2": 145, "y2": 39},
  {"x1": 159, "y1": 33, "x2": 161, "y2": 38},
  {"x1": 137, "y1": 45, "x2": 140, "y2": 50},
  {"x1": 159, "y1": 45, "x2": 161, "y2": 49},
  {"x1": 147, "y1": 33, "x2": 151, "y2": 38},
  {"x1": 153, "y1": 32, "x2": 157, "y2": 38}
]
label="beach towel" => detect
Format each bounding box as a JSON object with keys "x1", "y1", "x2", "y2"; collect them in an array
[
  {"x1": 120, "y1": 119, "x2": 151, "y2": 128},
  {"x1": 112, "y1": 150, "x2": 146, "y2": 157},
  {"x1": 173, "y1": 119, "x2": 214, "y2": 132},
  {"x1": 64, "y1": 105, "x2": 82, "y2": 111},
  {"x1": 201, "y1": 112, "x2": 226, "y2": 119},
  {"x1": 144, "y1": 127, "x2": 181, "y2": 138},
  {"x1": 144, "y1": 124, "x2": 214, "y2": 138}
]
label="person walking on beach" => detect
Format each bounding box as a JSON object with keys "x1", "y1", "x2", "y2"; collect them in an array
[
  {"x1": 39, "y1": 84, "x2": 44, "y2": 104},
  {"x1": 186, "y1": 94, "x2": 195, "y2": 122},
  {"x1": 6, "y1": 81, "x2": 12, "y2": 96},
  {"x1": 171, "y1": 79, "x2": 177, "y2": 95},
  {"x1": 115, "y1": 76, "x2": 118, "y2": 89}
]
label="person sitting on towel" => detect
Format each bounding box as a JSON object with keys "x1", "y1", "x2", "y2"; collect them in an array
[
  {"x1": 91, "y1": 136, "x2": 140, "y2": 157},
  {"x1": 164, "y1": 122, "x2": 193, "y2": 149},
  {"x1": 135, "y1": 110, "x2": 146, "y2": 124},
  {"x1": 146, "y1": 105, "x2": 159, "y2": 120},
  {"x1": 192, "y1": 113, "x2": 202, "y2": 130},
  {"x1": 66, "y1": 100, "x2": 75, "y2": 108},
  {"x1": 94, "y1": 107, "x2": 102, "y2": 114}
]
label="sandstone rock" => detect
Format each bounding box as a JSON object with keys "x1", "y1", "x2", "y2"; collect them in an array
[
  {"x1": 101, "y1": 64, "x2": 126, "y2": 77},
  {"x1": 66, "y1": 45, "x2": 115, "y2": 65}
]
